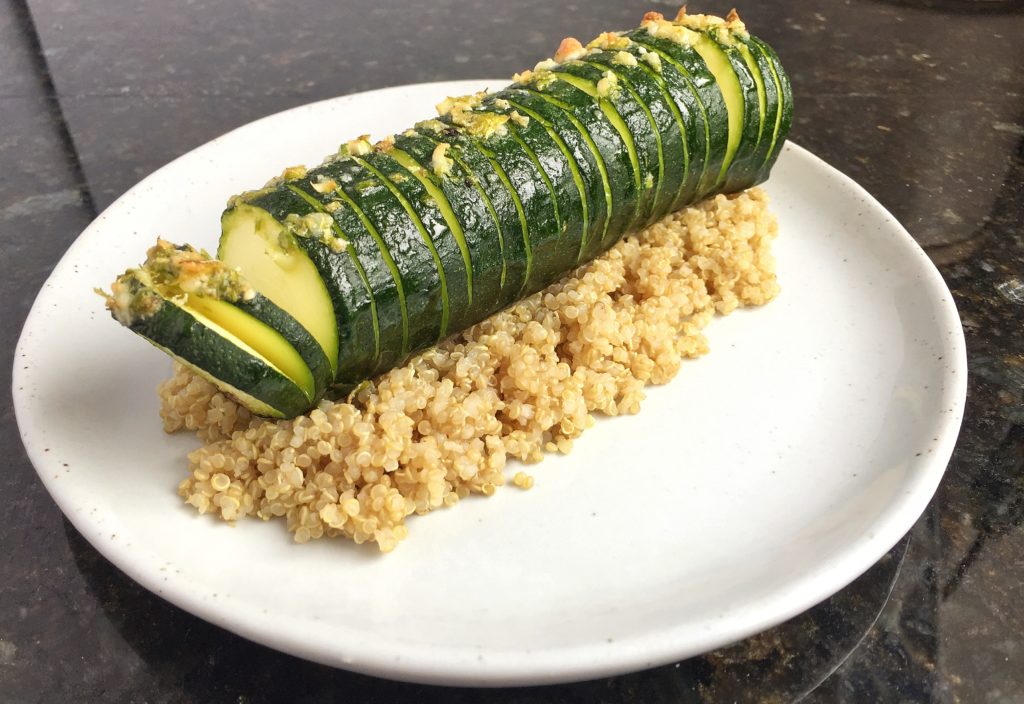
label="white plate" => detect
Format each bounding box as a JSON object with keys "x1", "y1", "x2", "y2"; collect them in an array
[{"x1": 13, "y1": 80, "x2": 966, "y2": 686}]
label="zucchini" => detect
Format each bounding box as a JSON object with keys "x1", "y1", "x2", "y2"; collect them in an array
[
  {"x1": 415, "y1": 125, "x2": 531, "y2": 307},
  {"x1": 705, "y1": 28, "x2": 763, "y2": 192},
  {"x1": 390, "y1": 131, "x2": 506, "y2": 317},
  {"x1": 219, "y1": 188, "x2": 382, "y2": 388},
  {"x1": 578, "y1": 51, "x2": 685, "y2": 227},
  {"x1": 475, "y1": 96, "x2": 586, "y2": 286},
  {"x1": 102, "y1": 241, "x2": 325, "y2": 417},
  {"x1": 104, "y1": 10, "x2": 792, "y2": 417},
  {"x1": 513, "y1": 81, "x2": 639, "y2": 249},
  {"x1": 218, "y1": 202, "x2": 339, "y2": 378},
  {"x1": 498, "y1": 92, "x2": 611, "y2": 264},
  {"x1": 312, "y1": 153, "x2": 445, "y2": 353},
  {"x1": 749, "y1": 36, "x2": 792, "y2": 171},
  {"x1": 548, "y1": 62, "x2": 660, "y2": 228},
  {"x1": 432, "y1": 102, "x2": 561, "y2": 294}
]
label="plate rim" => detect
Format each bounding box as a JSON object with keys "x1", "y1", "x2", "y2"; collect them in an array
[{"x1": 12, "y1": 79, "x2": 968, "y2": 686}]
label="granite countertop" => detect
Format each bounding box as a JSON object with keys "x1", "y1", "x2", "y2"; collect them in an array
[{"x1": 2, "y1": 0, "x2": 1022, "y2": 700}]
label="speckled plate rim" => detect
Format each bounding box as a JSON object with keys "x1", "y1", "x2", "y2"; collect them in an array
[{"x1": 13, "y1": 80, "x2": 967, "y2": 686}]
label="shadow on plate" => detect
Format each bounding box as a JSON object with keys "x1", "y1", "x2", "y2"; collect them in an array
[{"x1": 64, "y1": 518, "x2": 910, "y2": 703}]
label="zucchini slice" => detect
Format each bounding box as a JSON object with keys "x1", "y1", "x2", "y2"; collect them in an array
[
  {"x1": 104, "y1": 246, "x2": 322, "y2": 417},
  {"x1": 313, "y1": 156, "x2": 445, "y2": 353},
  {"x1": 627, "y1": 31, "x2": 727, "y2": 200},
  {"x1": 550, "y1": 62, "x2": 659, "y2": 228},
  {"x1": 458, "y1": 98, "x2": 584, "y2": 289},
  {"x1": 229, "y1": 185, "x2": 384, "y2": 388},
  {"x1": 749, "y1": 36, "x2": 792, "y2": 171},
  {"x1": 433, "y1": 110, "x2": 557, "y2": 295},
  {"x1": 285, "y1": 175, "x2": 408, "y2": 379},
  {"x1": 415, "y1": 125, "x2": 530, "y2": 308},
  {"x1": 520, "y1": 79, "x2": 639, "y2": 245},
  {"x1": 688, "y1": 31, "x2": 745, "y2": 190},
  {"x1": 218, "y1": 204, "x2": 339, "y2": 376},
  {"x1": 704, "y1": 29, "x2": 762, "y2": 192},
  {"x1": 501, "y1": 93, "x2": 609, "y2": 265},
  {"x1": 580, "y1": 51, "x2": 686, "y2": 227},
  {"x1": 390, "y1": 131, "x2": 506, "y2": 318},
  {"x1": 484, "y1": 97, "x2": 587, "y2": 275}
]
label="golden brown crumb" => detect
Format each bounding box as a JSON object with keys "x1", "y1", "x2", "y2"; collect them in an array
[
  {"x1": 164, "y1": 188, "x2": 779, "y2": 552},
  {"x1": 554, "y1": 37, "x2": 585, "y2": 63}
]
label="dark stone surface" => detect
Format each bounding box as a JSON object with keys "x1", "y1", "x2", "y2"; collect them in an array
[{"x1": 2, "y1": 0, "x2": 1023, "y2": 700}]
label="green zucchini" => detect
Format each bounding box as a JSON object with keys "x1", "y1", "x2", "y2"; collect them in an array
[
  {"x1": 474, "y1": 97, "x2": 586, "y2": 286},
  {"x1": 390, "y1": 131, "x2": 506, "y2": 318},
  {"x1": 578, "y1": 51, "x2": 685, "y2": 227},
  {"x1": 415, "y1": 125, "x2": 530, "y2": 307},
  {"x1": 548, "y1": 62, "x2": 661, "y2": 228},
  {"x1": 219, "y1": 187, "x2": 383, "y2": 388},
  {"x1": 514, "y1": 81, "x2": 639, "y2": 249},
  {"x1": 498, "y1": 92, "x2": 610, "y2": 264},
  {"x1": 749, "y1": 36, "x2": 792, "y2": 171},
  {"x1": 705, "y1": 28, "x2": 763, "y2": 192},
  {"x1": 624, "y1": 42, "x2": 710, "y2": 208},
  {"x1": 433, "y1": 106, "x2": 559, "y2": 294},
  {"x1": 103, "y1": 11, "x2": 792, "y2": 417},
  {"x1": 313, "y1": 154, "x2": 445, "y2": 353},
  {"x1": 102, "y1": 242, "x2": 326, "y2": 416}
]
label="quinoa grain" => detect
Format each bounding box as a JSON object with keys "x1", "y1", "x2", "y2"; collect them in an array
[{"x1": 163, "y1": 189, "x2": 779, "y2": 552}]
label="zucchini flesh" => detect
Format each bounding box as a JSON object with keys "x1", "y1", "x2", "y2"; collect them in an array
[
  {"x1": 704, "y1": 31, "x2": 762, "y2": 192},
  {"x1": 187, "y1": 296, "x2": 316, "y2": 400},
  {"x1": 104, "y1": 11, "x2": 792, "y2": 417},
  {"x1": 218, "y1": 205, "x2": 339, "y2": 376},
  {"x1": 689, "y1": 33, "x2": 745, "y2": 189}
]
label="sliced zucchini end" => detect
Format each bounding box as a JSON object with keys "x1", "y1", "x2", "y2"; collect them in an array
[{"x1": 104, "y1": 244, "x2": 320, "y2": 416}]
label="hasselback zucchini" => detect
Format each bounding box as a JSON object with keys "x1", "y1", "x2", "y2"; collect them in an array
[{"x1": 102, "y1": 8, "x2": 792, "y2": 416}]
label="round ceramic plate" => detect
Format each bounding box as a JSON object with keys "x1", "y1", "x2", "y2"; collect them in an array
[{"x1": 13, "y1": 80, "x2": 966, "y2": 686}]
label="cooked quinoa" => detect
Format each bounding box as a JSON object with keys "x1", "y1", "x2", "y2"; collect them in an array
[{"x1": 162, "y1": 188, "x2": 779, "y2": 552}]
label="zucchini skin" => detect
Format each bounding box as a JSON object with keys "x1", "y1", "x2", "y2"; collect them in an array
[
  {"x1": 129, "y1": 293, "x2": 312, "y2": 418},
  {"x1": 416, "y1": 127, "x2": 531, "y2": 308},
  {"x1": 515, "y1": 81, "x2": 641, "y2": 250},
  {"x1": 707, "y1": 31, "x2": 763, "y2": 193},
  {"x1": 580, "y1": 51, "x2": 688, "y2": 228},
  {"x1": 390, "y1": 132, "x2": 506, "y2": 321},
  {"x1": 230, "y1": 291, "x2": 334, "y2": 399},
  {"x1": 548, "y1": 62, "x2": 661, "y2": 229},
  {"x1": 314, "y1": 158, "x2": 445, "y2": 355},
  {"x1": 214, "y1": 16, "x2": 791, "y2": 409},
  {"x1": 238, "y1": 187, "x2": 385, "y2": 386},
  {"x1": 498, "y1": 92, "x2": 611, "y2": 265}
]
